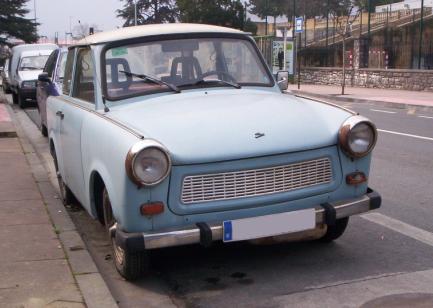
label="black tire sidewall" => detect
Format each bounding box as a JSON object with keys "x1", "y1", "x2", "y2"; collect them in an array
[
  {"x1": 319, "y1": 217, "x2": 350, "y2": 243},
  {"x1": 102, "y1": 188, "x2": 148, "y2": 280}
]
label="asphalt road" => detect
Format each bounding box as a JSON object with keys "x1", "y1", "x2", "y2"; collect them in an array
[{"x1": 9, "y1": 95, "x2": 433, "y2": 308}]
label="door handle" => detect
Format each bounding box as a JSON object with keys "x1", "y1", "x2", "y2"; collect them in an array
[{"x1": 56, "y1": 111, "x2": 64, "y2": 119}]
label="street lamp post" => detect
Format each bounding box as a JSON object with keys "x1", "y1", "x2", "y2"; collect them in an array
[
  {"x1": 133, "y1": 0, "x2": 138, "y2": 26},
  {"x1": 33, "y1": 0, "x2": 38, "y2": 39},
  {"x1": 418, "y1": 0, "x2": 425, "y2": 69}
]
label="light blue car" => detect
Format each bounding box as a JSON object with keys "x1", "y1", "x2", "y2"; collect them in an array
[{"x1": 46, "y1": 24, "x2": 381, "y2": 280}]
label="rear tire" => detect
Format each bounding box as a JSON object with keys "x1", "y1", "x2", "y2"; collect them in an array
[
  {"x1": 18, "y1": 91, "x2": 26, "y2": 108},
  {"x1": 52, "y1": 150, "x2": 74, "y2": 205},
  {"x1": 102, "y1": 188, "x2": 149, "y2": 281},
  {"x1": 41, "y1": 124, "x2": 48, "y2": 137},
  {"x1": 3, "y1": 84, "x2": 11, "y2": 94},
  {"x1": 12, "y1": 92, "x2": 18, "y2": 104},
  {"x1": 319, "y1": 217, "x2": 349, "y2": 242}
]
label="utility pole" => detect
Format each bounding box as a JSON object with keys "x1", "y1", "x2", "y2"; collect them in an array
[
  {"x1": 134, "y1": 0, "x2": 138, "y2": 26},
  {"x1": 265, "y1": 0, "x2": 268, "y2": 36},
  {"x1": 33, "y1": 0, "x2": 38, "y2": 39},
  {"x1": 367, "y1": 0, "x2": 372, "y2": 68},
  {"x1": 326, "y1": 0, "x2": 330, "y2": 66},
  {"x1": 418, "y1": 0, "x2": 425, "y2": 69}
]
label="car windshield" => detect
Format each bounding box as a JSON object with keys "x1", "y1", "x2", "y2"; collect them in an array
[
  {"x1": 104, "y1": 37, "x2": 272, "y2": 99},
  {"x1": 19, "y1": 55, "x2": 49, "y2": 71}
]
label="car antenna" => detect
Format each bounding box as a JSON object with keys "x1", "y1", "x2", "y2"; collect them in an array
[{"x1": 102, "y1": 95, "x2": 110, "y2": 112}]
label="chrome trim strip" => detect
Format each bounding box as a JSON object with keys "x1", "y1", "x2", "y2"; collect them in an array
[
  {"x1": 57, "y1": 96, "x2": 144, "y2": 139},
  {"x1": 142, "y1": 194, "x2": 372, "y2": 249},
  {"x1": 125, "y1": 139, "x2": 172, "y2": 187},
  {"x1": 294, "y1": 94, "x2": 357, "y2": 115}
]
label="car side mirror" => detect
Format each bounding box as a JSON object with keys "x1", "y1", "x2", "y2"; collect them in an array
[
  {"x1": 38, "y1": 72, "x2": 51, "y2": 83},
  {"x1": 276, "y1": 71, "x2": 289, "y2": 91}
]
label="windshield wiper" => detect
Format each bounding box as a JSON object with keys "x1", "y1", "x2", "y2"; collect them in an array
[
  {"x1": 120, "y1": 70, "x2": 180, "y2": 93},
  {"x1": 186, "y1": 78, "x2": 241, "y2": 89}
]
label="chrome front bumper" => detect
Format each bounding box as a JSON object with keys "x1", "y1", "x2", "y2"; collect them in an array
[{"x1": 115, "y1": 188, "x2": 381, "y2": 251}]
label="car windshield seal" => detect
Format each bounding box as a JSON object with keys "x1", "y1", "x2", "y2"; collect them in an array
[
  {"x1": 119, "y1": 70, "x2": 180, "y2": 93},
  {"x1": 20, "y1": 66, "x2": 41, "y2": 70},
  {"x1": 180, "y1": 78, "x2": 241, "y2": 89}
]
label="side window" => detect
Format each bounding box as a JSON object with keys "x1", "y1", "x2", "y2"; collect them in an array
[
  {"x1": 63, "y1": 49, "x2": 76, "y2": 95},
  {"x1": 56, "y1": 52, "x2": 67, "y2": 81},
  {"x1": 43, "y1": 50, "x2": 59, "y2": 78},
  {"x1": 72, "y1": 48, "x2": 95, "y2": 103}
]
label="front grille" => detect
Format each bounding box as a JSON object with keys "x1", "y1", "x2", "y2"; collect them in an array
[{"x1": 181, "y1": 157, "x2": 333, "y2": 204}]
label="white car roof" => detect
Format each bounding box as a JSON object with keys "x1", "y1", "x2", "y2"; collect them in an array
[
  {"x1": 20, "y1": 50, "x2": 54, "y2": 57},
  {"x1": 76, "y1": 23, "x2": 245, "y2": 46},
  {"x1": 12, "y1": 43, "x2": 58, "y2": 53}
]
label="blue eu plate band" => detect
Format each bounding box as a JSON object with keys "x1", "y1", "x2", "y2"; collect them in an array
[{"x1": 223, "y1": 221, "x2": 233, "y2": 242}]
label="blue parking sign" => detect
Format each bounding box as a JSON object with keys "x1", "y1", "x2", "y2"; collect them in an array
[{"x1": 295, "y1": 17, "x2": 304, "y2": 33}]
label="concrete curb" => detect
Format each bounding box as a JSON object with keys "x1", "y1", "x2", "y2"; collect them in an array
[
  {"x1": 5, "y1": 103, "x2": 118, "y2": 308},
  {"x1": 289, "y1": 90, "x2": 433, "y2": 112}
]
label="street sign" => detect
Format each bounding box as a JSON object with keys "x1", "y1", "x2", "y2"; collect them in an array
[{"x1": 295, "y1": 17, "x2": 304, "y2": 33}]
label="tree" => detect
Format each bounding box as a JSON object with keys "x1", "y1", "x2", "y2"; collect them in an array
[
  {"x1": 248, "y1": 0, "x2": 286, "y2": 35},
  {"x1": 117, "y1": 0, "x2": 178, "y2": 27},
  {"x1": 0, "y1": 0, "x2": 38, "y2": 44},
  {"x1": 329, "y1": 0, "x2": 363, "y2": 95},
  {"x1": 177, "y1": 0, "x2": 245, "y2": 29}
]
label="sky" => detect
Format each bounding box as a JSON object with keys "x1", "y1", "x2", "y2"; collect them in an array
[
  {"x1": 24, "y1": 0, "x2": 271, "y2": 41},
  {"x1": 26, "y1": 0, "x2": 124, "y2": 40}
]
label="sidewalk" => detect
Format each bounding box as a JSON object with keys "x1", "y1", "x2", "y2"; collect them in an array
[
  {"x1": 0, "y1": 101, "x2": 117, "y2": 307},
  {"x1": 288, "y1": 84, "x2": 433, "y2": 110}
]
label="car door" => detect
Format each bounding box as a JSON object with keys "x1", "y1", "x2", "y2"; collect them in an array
[
  {"x1": 59, "y1": 47, "x2": 96, "y2": 204},
  {"x1": 37, "y1": 49, "x2": 58, "y2": 127}
]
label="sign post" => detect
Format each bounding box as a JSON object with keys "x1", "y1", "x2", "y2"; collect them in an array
[{"x1": 295, "y1": 17, "x2": 304, "y2": 89}]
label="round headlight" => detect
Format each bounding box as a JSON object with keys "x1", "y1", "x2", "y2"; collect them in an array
[
  {"x1": 339, "y1": 116, "x2": 377, "y2": 158},
  {"x1": 126, "y1": 140, "x2": 171, "y2": 186}
]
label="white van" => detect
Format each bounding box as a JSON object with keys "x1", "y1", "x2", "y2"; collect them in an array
[{"x1": 9, "y1": 44, "x2": 57, "y2": 108}]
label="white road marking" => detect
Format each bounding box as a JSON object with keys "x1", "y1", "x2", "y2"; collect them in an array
[
  {"x1": 361, "y1": 213, "x2": 433, "y2": 247},
  {"x1": 370, "y1": 109, "x2": 397, "y2": 114},
  {"x1": 418, "y1": 115, "x2": 433, "y2": 119},
  {"x1": 378, "y1": 129, "x2": 433, "y2": 141}
]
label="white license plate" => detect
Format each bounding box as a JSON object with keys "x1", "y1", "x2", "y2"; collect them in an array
[{"x1": 223, "y1": 209, "x2": 316, "y2": 242}]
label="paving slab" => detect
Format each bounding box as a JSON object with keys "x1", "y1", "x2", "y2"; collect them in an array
[
  {"x1": 0, "y1": 199, "x2": 49, "y2": 226},
  {"x1": 75, "y1": 273, "x2": 118, "y2": 308},
  {"x1": 60, "y1": 230, "x2": 99, "y2": 275},
  {"x1": 288, "y1": 84, "x2": 433, "y2": 111},
  {"x1": 0, "y1": 260, "x2": 83, "y2": 307},
  {"x1": 0, "y1": 223, "x2": 65, "y2": 262},
  {"x1": 0, "y1": 137, "x2": 22, "y2": 153},
  {"x1": 1, "y1": 102, "x2": 119, "y2": 307}
]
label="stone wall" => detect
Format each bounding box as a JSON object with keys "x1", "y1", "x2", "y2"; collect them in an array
[{"x1": 300, "y1": 67, "x2": 433, "y2": 92}]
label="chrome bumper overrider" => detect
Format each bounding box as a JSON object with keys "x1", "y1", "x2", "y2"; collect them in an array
[{"x1": 114, "y1": 188, "x2": 381, "y2": 251}]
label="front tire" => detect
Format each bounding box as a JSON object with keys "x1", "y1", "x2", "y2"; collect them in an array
[
  {"x1": 12, "y1": 92, "x2": 18, "y2": 104},
  {"x1": 52, "y1": 150, "x2": 74, "y2": 205},
  {"x1": 319, "y1": 217, "x2": 349, "y2": 242},
  {"x1": 102, "y1": 188, "x2": 149, "y2": 280},
  {"x1": 18, "y1": 91, "x2": 27, "y2": 108},
  {"x1": 41, "y1": 124, "x2": 48, "y2": 137}
]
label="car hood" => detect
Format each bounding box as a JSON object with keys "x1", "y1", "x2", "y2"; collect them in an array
[
  {"x1": 107, "y1": 89, "x2": 353, "y2": 165},
  {"x1": 18, "y1": 70, "x2": 42, "y2": 81}
]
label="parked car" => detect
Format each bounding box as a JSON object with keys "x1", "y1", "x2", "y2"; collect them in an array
[
  {"x1": 9, "y1": 44, "x2": 57, "y2": 108},
  {"x1": 46, "y1": 24, "x2": 381, "y2": 280},
  {"x1": 37, "y1": 48, "x2": 67, "y2": 137},
  {"x1": 1, "y1": 58, "x2": 12, "y2": 94}
]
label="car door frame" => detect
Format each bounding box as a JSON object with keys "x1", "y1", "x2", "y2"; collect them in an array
[{"x1": 58, "y1": 46, "x2": 98, "y2": 205}]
